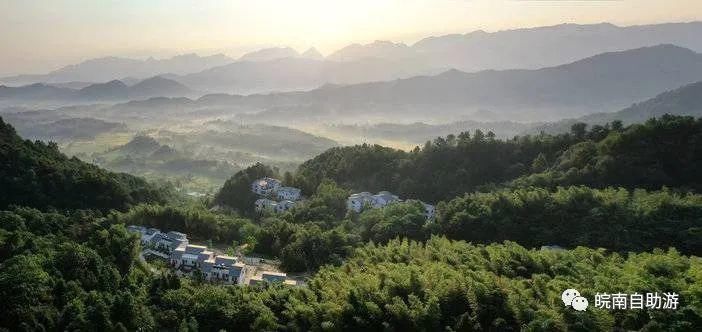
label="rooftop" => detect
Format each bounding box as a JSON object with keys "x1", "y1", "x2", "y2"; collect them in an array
[{"x1": 262, "y1": 271, "x2": 287, "y2": 277}]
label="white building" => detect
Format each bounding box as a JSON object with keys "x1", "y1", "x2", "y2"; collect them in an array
[
  {"x1": 249, "y1": 271, "x2": 296, "y2": 286},
  {"x1": 255, "y1": 198, "x2": 278, "y2": 211},
  {"x1": 371, "y1": 191, "x2": 400, "y2": 208},
  {"x1": 347, "y1": 191, "x2": 401, "y2": 212},
  {"x1": 170, "y1": 244, "x2": 214, "y2": 269},
  {"x1": 276, "y1": 187, "x2": 301, "y2": 201},
  {"x1": 251, "y1": 177, "x2": 282, "y2": 196},
  {"x1": 276, "y1": 200, "x2": 296, "y2": 213},
  {"x1": 345, "y1": 193, "x2": 434, "y2": 220},
  {"x1": 346, "y1": 192, "x2": 374, "y2": 212},
  {"x1": 256, "y1": 198, "x2": 297, "y2": 214},
  {"x1": 127, "y1": 226, "x2": 188, "y2": 252},
  {"x1": 420, "y1": 201, "x2": 436, "y2": 221},
  {"x1": 202, "y1": 255, "x2": 246, "y2": 284}
]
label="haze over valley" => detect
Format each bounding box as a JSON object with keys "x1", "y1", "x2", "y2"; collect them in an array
[
  {"x1": 4, "y1": 1, "x2": 702, "y2": 330},
  {"x1": 2, "y1": 20, "x2": 702, "y2": 192}
]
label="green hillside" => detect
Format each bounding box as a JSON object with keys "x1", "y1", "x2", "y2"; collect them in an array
[
  {"x1": 515, "y1": 115, "x2": 702, "y2": 191},
  {"x1": 533, "y1": 81, "x2": 702, "y2": 134},
  {"x1": 0, "y1": 117, "x2": 168, "y2": 211},
  {"x1": 3, "y1": 114, "x2": 702, "y2": 331}
]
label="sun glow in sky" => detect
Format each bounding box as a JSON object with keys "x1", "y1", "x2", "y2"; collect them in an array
[{"x1": 1, "y1": 0, "x2": 701, "y2": 76}]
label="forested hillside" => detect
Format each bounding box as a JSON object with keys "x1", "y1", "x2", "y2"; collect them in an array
[
  {"x1": 213, "y1": 163, "x2": 281, "y2": 215},
  {"x1": 515, "y1": 115, "x2": 702, "y2": 191},
  {"x1": 531, "y1": 80, "x2": 702, "y2": 135},
  {"x1": 0, "y1": 117, "x2": 169, "y2": 211},
  {"x1": 436, "y1": 186, "x2": 702, "y2": 254},
  {"x1": 295, "y1": 115, "x2": 702, "y2": 203},
  {"x1": 5, "y1": 210, "x2": 700, "y2": 331},
  {"x1": 294, "y1": 131, "x2": 577, "y2": 203},
  {"x1": 90, "y1": 135, "x2": 240, "y2": 192},
  {"x1": 3, "y1": 114, "x2": 702, "y2": 331}
]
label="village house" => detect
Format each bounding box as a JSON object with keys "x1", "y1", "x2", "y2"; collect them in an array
[
  {"x1": 421, "y1": 201, "x2": 436, "y2": 221},
  {"x1": 276, "y1": 186, "x2": 301, "y2": 201},
  {"x1": 345, "y1": 193, "x2": 435, "y2": 221},
  {"x1": 249, "y1": 271, "x2": 296, "y2": 286},
  {"x1": 371, "y1": 191, "x2": 401, "y2": 208},
  {"x1": 347, "y1": 191, "x2": 401, "y2": 212},
  {"x1": 346, "y1": 192, "x2": 374, "y2": 212},
  {"x1": 251, "y1": 178, "x2": 302, "y2": 213},
  {"x1": 127, "y1": 226, "x2": 189, "y2": 252},
  {"x1": 255, "y1": 198, "x2": 278, "y2": 211},
  {"x1": 255, "y1": 198, "x2": 296, "y2": 214},
  {"x1": 201, "y1": 255, "x2": 246, "y2": 284},
  {"x1": 251, "y1": 177, "x2": 281, "y2": 196},
  {"x1": 128, "y1": 225, "x2": 158, "y2": 244},
  {"x1": 170, "y1": 244, "x2": 214, "y2": 269},
  {"x1": 130, "y1": 228, "x2": 296, "y2": 287},
  {"x1": 276, "y1": 200, "x2": 296, "y2": 213}
]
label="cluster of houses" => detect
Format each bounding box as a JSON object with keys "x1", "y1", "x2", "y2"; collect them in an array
[
  {"x1": 252, "y1": 177, "x2": 303, "y2": 213},
  {"x1": 169, "y1": 244, "x2": 247, "y2": 284},
  {"x1": 128, "y1": 226, "x2": 296, "y2": 286},
  {"x1": 346, "y1": 191, "x2": 435, "y2": 220},
  {"x1": 128, "y1": 225, "x2": 189, "y2": 252},
  {"x1": 250, "y1": 178, "x2": 435, "y2": 221}
]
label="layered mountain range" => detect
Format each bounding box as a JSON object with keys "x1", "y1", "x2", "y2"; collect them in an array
[
  {"x1": 99, "y1": 44, "x2": 702, "y2": 122},
  {"x1": 0, "y1": 76, "x2": 193, "y2": 103},
  {"x1": 3, "y1": 21, "x2": 702, "y2": 96}
]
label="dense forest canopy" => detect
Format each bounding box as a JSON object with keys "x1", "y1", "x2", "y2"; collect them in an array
[
  {"x1": 213, "y1": 163, "x2": 282, "y2": 215},
  {"x1": 202, "y1": 116, "x2": 702, "y2": 274},
  {"x1": 2, "y1": 114, "x2": 702, "y2": 331},
  {"x1": 514, "y1": 115, "x2": 702, "y2": 191},
  {"x1": 3, "y1": 206, "x2": 700, "y2": 331},
  {"x1": 436, "y1": 186, "x2": 702, "y2": 254},
  {"x1": 0, "y1": 117, "x2": 169, "y2": 211},
  {"x1": 294, "y1": 115, "x2": 702, "y2": 203}
]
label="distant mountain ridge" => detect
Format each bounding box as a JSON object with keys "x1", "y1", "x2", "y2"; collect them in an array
[
  {"x1": 13, "y1": 117, "x2": 127, "y2": 141},
  {"x1": 234, "y1": 44, "x2": 702, "y2": 121},
  {"x1": 0, "y1": 76, "x2": 194, "y2": 102},
  {"x1": 1, "y1": 53, "x2": 233, "y2": 86},
  {"x1": 172, "y1": 56, "x2": 437, "y2": 94},
  {"x1": 4, "y1": 21, "x2": 702, "y2": 95},
  {"x1": 171, "y1": 21, "x2": 702, "y2": 94},
  {"x1": 104, "y1": 44, "x2": 702, "y2": 122},
  {"x1": 531, "y1": 81, "x2": 702, "y2": 134},
  {"x1": 335, "y1": 22, "x2": 702, "y2": 70}
]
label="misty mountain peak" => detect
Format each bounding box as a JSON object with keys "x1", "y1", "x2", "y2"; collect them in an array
[
  {"x1": 81, "y1": 80, "x2": 127, "y2": 91},
  {"x1": 239, "y1": 47, "x2": 301, "y2": 62},
  {"x1": 301, "y1": 47, "x2": 325, "y2": 60},
  {"x1": 132, "y1": 75, "x2": 176, "y2": 86},
  {"x1": 437, "y1": 68, "x2": 467, "y2": 77},
  {"x1": 370, "y1": 40, "x2": 409, "y2": 48},
  {"x1": 328, "y1": 40, "x2": 413, "y2": 62}
]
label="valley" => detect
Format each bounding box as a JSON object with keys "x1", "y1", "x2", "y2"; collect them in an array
[{"x1": 1, "y1": 13, "x2": 702, "y2": 331}]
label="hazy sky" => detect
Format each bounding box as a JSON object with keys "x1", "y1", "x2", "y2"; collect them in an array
[{"x1": 1, "y1": 0, "x2": 701, "y2": 76}]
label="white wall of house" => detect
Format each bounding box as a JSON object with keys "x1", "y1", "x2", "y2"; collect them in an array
[
  {"x1": 251, "y1": 177, "x2": 282, "y2": 196},
  {"x1": 276, "y1": 187, "x2": 301, "y2": 201}
]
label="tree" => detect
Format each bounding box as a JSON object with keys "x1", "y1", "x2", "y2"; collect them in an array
[
  {"x1": 213, "y1": 163, "x2": 280, "y2": 215},
  {"x1": 359, "y1": 201, "x2": 428, "y2": 243},
  {"x1": 570, "y1": 122, "x2": 588, "y2": 139},
  {"x1": 531, "y1": 153, "x2": 549, "y2": 172}
]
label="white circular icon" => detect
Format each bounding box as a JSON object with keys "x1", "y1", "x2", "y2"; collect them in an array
[
  {"x1": 571, "y1": 296, "x2": 589, "y2": 311},
  {"x1": 562, "y1": 288, "x2": 581, "y2": 306}
]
